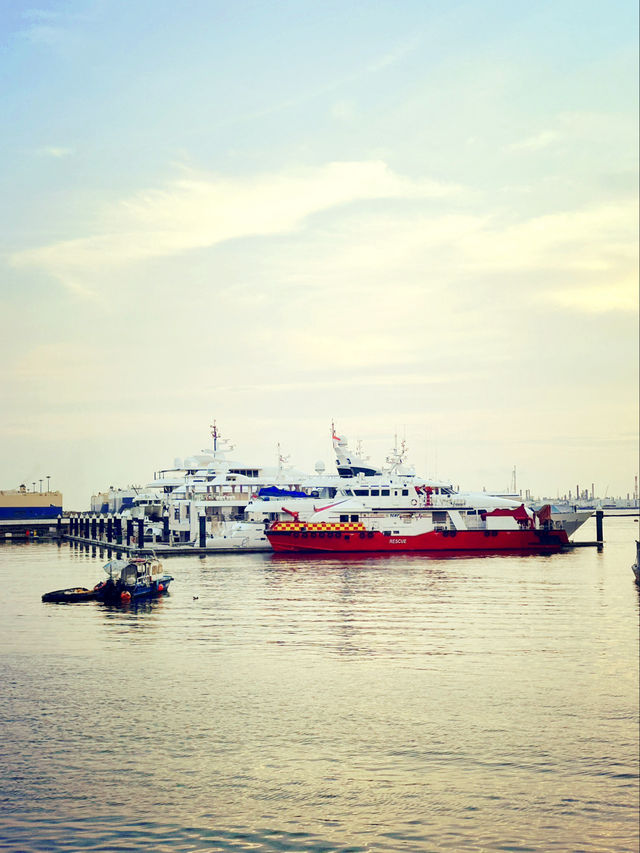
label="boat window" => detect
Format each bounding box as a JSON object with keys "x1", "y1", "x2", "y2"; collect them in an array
[
  {"x1": 381, "y1": 490, "x2": 390, "y2": 496},
  {"x1": 350, "y1": 514, "x2": 359, "y2": 522},
  {"x1": 354, "y1": 489, "x2": 368, "y2": 496},
  {"x1": 402, "y1": 489, "x2": 409, "y2": 496},
  {"x1": 340, "y1": 515, "x2": 348, "y2": 522},
  {"x1": 370, "y1": 490, "x2": 379, "y2": 496}
]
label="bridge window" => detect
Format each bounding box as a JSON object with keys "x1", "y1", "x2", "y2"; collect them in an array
[{"x1": 350, "y1": 514, "x2": 359, "y2": 522}]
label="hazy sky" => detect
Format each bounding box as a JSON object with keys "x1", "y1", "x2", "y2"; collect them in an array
[{"x1": 1, "y1": 0, "x2": 638, "y2": 509}]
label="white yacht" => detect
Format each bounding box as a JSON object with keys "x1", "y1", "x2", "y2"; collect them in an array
[
  {"x1": 147, "y1": 424, "x2": 336, "y2": 549},
  {"x1": 245, "y1": 426, "x2": 531, "y2": 531}
]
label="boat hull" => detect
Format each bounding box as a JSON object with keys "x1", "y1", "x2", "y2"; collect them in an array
[
  {"x1": 97, "y1": 575, "x2": 173, "y2": 604},
  {"x1": 267, "y1": 527, "x2": 569, "y2": 554},
  {"x1": 42, "y1": 587, "x2": 99, "y2": 603}
]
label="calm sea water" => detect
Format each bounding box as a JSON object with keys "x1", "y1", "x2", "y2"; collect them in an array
[{"x1": 0, "y1": 516, "x2": 638, "y2": 853}]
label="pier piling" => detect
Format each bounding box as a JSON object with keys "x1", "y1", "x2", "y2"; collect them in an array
[{"x1": 596, "y1": 509, "x2": 604, "y2": 545}]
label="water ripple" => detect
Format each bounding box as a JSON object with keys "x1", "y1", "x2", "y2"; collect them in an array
[{"x1": 0, "y1": 517, "x2": 638, "y2": 852}]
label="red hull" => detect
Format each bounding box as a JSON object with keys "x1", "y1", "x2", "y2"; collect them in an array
[{"x1": 267, "y1": 527, "x2": 568, "y2": 554}]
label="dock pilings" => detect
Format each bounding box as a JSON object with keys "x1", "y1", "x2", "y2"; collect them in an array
[{"x1": 596, "y1": 509, "x2": 604, "y2": 546}]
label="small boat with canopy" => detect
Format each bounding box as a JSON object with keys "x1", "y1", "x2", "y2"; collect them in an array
[{"x1": 42, "y1": 552, "x2": 173, "y2": 604}]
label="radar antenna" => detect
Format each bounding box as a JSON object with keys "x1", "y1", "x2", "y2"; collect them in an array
[
  {"x1": 277, "y1": 442, "x2": 290, "y2": 472},
  {"x1": 210, "y1": 421, "x2": 219, "y2": 451}
]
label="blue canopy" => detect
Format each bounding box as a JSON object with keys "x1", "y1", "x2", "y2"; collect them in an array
[{"x1": 257, "y1": 486, "x2": 308, "y2": 498}]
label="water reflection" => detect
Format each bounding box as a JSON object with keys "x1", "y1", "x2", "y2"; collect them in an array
[{"x1": 0, "y1": 519, "x2": 638, "y2": 853}]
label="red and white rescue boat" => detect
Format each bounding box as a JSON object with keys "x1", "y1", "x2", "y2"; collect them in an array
[
  {"x1": 245, "y1": 425, "x2": 587, "y2": 556},
  {"x1": 265, "y1": 500, "x2": 568, "y2": 554}
]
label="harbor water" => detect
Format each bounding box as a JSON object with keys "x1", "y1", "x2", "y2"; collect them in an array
[{"x1": 0, "y1": 517, "x2": 638, "y2": 852}]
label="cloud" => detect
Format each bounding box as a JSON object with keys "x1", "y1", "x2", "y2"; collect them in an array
[
  {"x1": 10, "y1": 161, "x2": 457, "y2": 291},
  {"x1": 37, "y1": 146, "x2": 74, "y2": 158},
  {"x1": 267, "y1": 198, "x2": 638, "y2": 317},
  {"x1": 17, "y1": 7, "x2": 76, "y2": 46},
  {"x1": 331, "y1": 100, "x2": 356, "y2": 121},
  {"x1": 8, "y1": 159, "x2": 636, "y2": 324},
  {"x1": 544, "y1": 275, "x2": 639, "y2": 313},
  {"x1": 6, "y1": 342, "x2": 106, "y2": 385},
  {"x1": 460, "y1": 200, "x2": 638, "y2": 285},
  {"x1": 18, "y1": 23, "x2": 66, "y2": 46},
  {"x1": 366, "y1": 37, "x2": 421, "y2": 73},
  {"x1": 507, "y1": 130, "x2": 561, "y2": 152}
]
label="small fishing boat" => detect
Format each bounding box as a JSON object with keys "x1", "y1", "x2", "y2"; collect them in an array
[
  {"x1": 95, "y1": 553, "x2": 174, "y2": 604},
  {"x1": 42, "y1": 552, "x2": 174, "y2": 604},
  {"x1": 633, "y1": 541, "x2": 639, "y2": 586}
]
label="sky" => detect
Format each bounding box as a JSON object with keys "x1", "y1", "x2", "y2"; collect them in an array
[{"x1": 1, "y1": 0, "x2": 638, "y2": 509}]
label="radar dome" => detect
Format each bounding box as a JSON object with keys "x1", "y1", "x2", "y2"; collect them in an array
[{"x1": 314, "y1": 460, "x2": 326, "y2": 474}]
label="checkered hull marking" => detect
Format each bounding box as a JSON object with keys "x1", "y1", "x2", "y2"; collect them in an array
[{"x1": 271, "y1": 521, "x2": 366, "y2": 532}]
